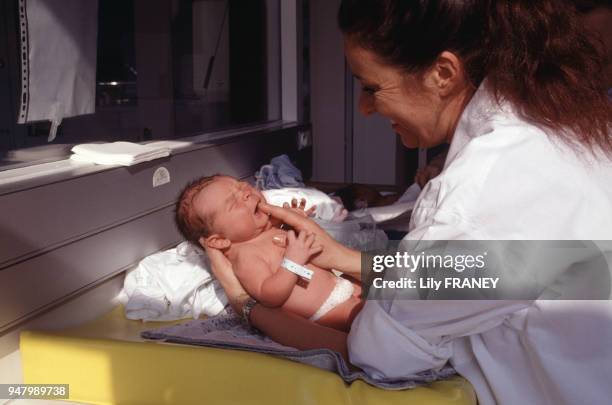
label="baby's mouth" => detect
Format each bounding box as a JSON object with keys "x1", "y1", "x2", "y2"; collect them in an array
[{"x1": 254, "y1": 199, "x2": 264, "y2": 216}]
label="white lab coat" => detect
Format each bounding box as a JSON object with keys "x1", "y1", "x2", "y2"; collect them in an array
[{"x1": 347, "y1": 83, "x2": 612, "y2": 405}]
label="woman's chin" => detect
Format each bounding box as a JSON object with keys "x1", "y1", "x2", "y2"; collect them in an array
[{"x1": 398, "y1": 133, "x2": 420, "y2": 149}]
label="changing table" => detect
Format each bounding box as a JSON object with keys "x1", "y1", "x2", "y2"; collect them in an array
[{"x1": 20, "y1": 307, "x2": 476, "y2": 405}]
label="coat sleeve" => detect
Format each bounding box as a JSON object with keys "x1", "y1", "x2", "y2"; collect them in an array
[
  {"x1": 347, "y1": 299, "x2": 531, "y2": 379},
  {"x1": 348, "y1": 202, "x2": 533, "y2": 379}
]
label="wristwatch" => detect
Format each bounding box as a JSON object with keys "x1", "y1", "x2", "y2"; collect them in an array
[{"x1": 241, "y1": 297, "x2": 258, "y2": 326}]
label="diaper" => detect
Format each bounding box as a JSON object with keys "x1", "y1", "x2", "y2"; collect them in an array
[{"x1": 309, "y1": 277, "x2": 355, "y2": 321}]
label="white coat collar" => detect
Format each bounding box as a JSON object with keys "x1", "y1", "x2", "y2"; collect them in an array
[{"x1": 444, "y1": 81, "x2": 518, "y2": 169}]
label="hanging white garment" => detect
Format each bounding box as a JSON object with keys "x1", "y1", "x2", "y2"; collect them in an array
[
  {"x1": 18, "y1": 0, "x2": 98, "y2": 141},
  {"x1": 348, "y1": 82, "x2": 612, "y2": 405}
]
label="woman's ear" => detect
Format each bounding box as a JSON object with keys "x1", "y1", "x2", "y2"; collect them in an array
[
  {"x1": 429, "y1": 50, "x2": 465, "y2": 97},
  {"x1": 200, "y1": 235, "x2": 231, "y2": 250}
]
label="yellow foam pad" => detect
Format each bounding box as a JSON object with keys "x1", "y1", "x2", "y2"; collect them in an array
[{"x1": 20, "y1": 307, "x2": 476, "y2": 405}]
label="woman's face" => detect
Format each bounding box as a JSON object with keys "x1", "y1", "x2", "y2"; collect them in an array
[{"x1": 344, "y1": 38, "x2": 449, "y2": 148}]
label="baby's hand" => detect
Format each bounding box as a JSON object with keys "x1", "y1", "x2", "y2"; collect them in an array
[{"x1": 284, "y1": 230, "x2": 322, "y2": 265}]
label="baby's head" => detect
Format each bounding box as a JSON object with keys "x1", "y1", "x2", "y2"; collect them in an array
[{"x1": 175, "y1": 175, "x2": 270, "y2": 250}]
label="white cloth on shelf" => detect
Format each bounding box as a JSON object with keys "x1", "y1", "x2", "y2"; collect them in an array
[
  {"x1": 70, "y1": 142, "x2": 170, "y2": 166},
  {"x1": 348, "y1": 81, "x2": 612, "y2": 405},
  {"x1": 118, "y1": 242, "x2": 228, "y2": 321},
  {"x1": 18, "y1": 0, "x2": 99, "y2": 141}
]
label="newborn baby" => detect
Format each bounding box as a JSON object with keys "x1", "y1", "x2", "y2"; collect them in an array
[{"x1": 175, "y1": 175, "x2": 363, "y2": 332}]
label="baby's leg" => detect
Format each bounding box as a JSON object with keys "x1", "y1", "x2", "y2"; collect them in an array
[{"x1": 315, "y1": 297, "x2": 364, "y2": 332}]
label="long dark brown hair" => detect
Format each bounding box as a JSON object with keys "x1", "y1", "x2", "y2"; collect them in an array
[{"x1": 338, "y1": 0, "x2": 612, "y2": 156}]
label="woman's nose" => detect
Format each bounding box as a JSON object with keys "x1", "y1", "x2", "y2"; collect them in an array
[{"x1": 359, "y1": 92, "x2": 375, "y2": 116}]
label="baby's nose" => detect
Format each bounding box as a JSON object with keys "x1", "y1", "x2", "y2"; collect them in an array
[{"x1": 241, "y1": 188, "x2": 252, "y2": 200}]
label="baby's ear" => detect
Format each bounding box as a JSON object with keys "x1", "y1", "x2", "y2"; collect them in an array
[{"x1": 201, "y1": 234, "x2": 231, "y2": 250}]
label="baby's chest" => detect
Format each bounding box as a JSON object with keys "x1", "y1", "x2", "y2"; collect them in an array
[
  {"x1": 259, "y1": 242, "x2": 286, "y2": 272},
  {"x1": 236, "y1": 239, "x2": 285, "y2": 275}
]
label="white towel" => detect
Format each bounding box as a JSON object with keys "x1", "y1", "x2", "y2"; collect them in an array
[
  {"x1": 262, "y1": 188, "x2": 348, "y2": 222},
  {"x1": 71, "y1": 142, "x2": 171, "y2": 166},
  {"x1": 118, "y1": 242, "x2": 228, "y2": 321}
]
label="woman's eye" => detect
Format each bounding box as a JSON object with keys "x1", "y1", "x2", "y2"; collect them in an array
[{"x1": 362, "y1": 86, "x2": 377, "y2": 95}]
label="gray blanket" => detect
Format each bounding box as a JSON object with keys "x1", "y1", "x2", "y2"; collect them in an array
[{"x1": 141, "y1": 314, "x2": 456, "y2": 390}]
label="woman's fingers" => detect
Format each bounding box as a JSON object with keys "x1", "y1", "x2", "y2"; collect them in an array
[
  {"x1": 259, "y1": 202, "x2": 311, "y2": 229},
  {"x1": 204, "y1": 245, "x2": 232, "y2": 274},
  {"x1": 286, "y1": 198, "x2": 309, "y2": 214},
  {"x1": 259, "y1": 201, "x2": 354, "y2": 271},
  {"x1": 309, "y1": 244, "x2": 323, "y2": 255},
  {"x1": 272, "y1": 234, "x2": 287, "y2": 247},
  {"x1": 305, "y1": 232, "x2": 316, "y2": 247},
  {"x1": 204, "y1": 245, "x2": 248, "y2": 304},
  {"x1": 305, "y1": 205, "x2": 316, "y2": 217}
]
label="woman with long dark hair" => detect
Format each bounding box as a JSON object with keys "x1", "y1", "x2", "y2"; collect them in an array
[{"x1": 206, "y1": 1, "x2": 612, "y2": 403}]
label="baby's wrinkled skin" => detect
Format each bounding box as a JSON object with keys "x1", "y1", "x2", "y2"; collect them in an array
[{"x1": 194, "y1": 176, "x2": 362, "y2": 331}]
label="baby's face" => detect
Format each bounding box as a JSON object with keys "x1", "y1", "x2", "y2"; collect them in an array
[{"x1": 193, "y1": 176, "x2": 270, "y2": 243}]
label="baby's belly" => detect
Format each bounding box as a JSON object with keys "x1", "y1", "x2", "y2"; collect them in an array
[{"x1": 272, "y1": 258, "x2": 337, "y2": 319}]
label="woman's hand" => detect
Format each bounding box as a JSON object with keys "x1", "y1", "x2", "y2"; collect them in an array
[
  {"x1": 204, "y1": 245, "x2": 251, "y2": 314},
  {"x1": 268, "y1": 198, "x2": 315, "y2": 228},
  {"x1": 258, "y1": 202, "x2": 362, "y2": 277},
  {"x1": 282, "y1": 197, "x2": 316, "y2": 218}
]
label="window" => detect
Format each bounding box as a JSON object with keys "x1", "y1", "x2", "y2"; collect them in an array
[{"x1": 0, "y1": 0, "x2": 283, "y2": 171}]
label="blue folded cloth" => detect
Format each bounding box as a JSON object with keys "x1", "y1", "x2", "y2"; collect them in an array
[
  {"x1": 142, "y1": 314, "x2": 456, "y2": 390},
  {"x1": 255, "y1": 154, "x2": 304, "y2": 190}
]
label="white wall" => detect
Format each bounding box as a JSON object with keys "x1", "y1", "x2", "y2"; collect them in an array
[
  {"x1": 309, "y1": 0, "x2": 398, "y2": 185},
  {"x1": 351, "y1": 80, "x2": 397, "y2": 185},
  {"x1": 309, "y1": 0, "x2": 346, "y2": 182}
]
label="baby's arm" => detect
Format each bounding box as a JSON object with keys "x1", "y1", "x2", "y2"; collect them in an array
[
  {"x1": 259, "y1": 230, "x2": 322, "y2": 307},
  {"x1": 236, "y1": 231, "x2": 322, "y2": 308},
  {"x1": 235, "y1": 254, "x2": 297, "y2": 308}
]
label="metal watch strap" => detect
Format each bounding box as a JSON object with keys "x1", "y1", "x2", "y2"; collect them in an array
[{"x1": 241, "y1": 297, "x2": 258, "y2": 326}]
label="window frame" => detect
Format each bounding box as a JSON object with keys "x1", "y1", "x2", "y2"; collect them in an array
[
  {"x1": 0, "y1": 0, "x2": 303, "y2": 179},
  {"x1": 0, "y1": 0, "x2": 308, "y2": 336}
]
